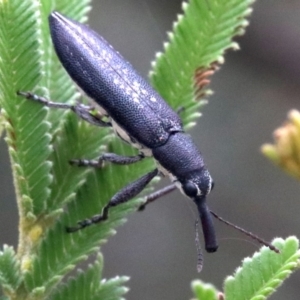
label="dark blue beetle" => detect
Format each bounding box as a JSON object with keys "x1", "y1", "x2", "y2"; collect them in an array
[
  {"x1": 51, "y1": 11, "x2": 218, "y2": 252},
  {"x1": 19, "y1": 11, "x2": 279, "y2": 257},
  {"x1": 21, "y1": 11, "x2": 217, "y2": 253}
]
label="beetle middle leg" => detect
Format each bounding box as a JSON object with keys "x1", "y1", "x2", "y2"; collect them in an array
[
  {"x1": 17, "y1": 91, "x2": 111, "y2": 127},
  {"x1": 70, "y1": 152, "x2": 145, "y2": 168},
  {"x1": 67, "y1": 168, "x2": 159, "y2": 232}
]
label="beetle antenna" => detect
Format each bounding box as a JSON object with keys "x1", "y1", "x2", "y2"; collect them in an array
[
  {"x1": 209, "y1": 210, "x2": 280, "y2": 253},
  {"x1": 195, "y1": 219, "x2": 204, "y2": 273}
]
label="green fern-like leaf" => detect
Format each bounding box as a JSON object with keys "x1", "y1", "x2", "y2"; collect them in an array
[
  {"x1": 0, "y1": 0, "x2": 52, "y2": 219},
  {"x1": 150, "y1": 0, "x2": 253, "y2": 129},
  {"x1": 224, "y1": 237, "x2": 300, "y2": 300}
]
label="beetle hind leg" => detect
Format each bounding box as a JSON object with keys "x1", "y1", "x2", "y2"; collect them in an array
[{"x1": 17, "y1": 91, "x2": 112, "y2": 127}]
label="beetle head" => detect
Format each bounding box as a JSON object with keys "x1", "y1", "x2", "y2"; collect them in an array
[
  {"x1": 180, "y1": 168, "x2": 214, "y2": 199},
  {"x1": 179, "y1": 168, "x2": 217, "y2": 253}
]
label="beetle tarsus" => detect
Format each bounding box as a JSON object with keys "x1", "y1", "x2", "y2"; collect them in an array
[{"x1": 69, "y1": 158, "x2": 103, "y2": 168}]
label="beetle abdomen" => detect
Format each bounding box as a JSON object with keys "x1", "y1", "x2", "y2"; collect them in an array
[{"x1": 49, "y1": 12, "x2": 183, "y2": 149}]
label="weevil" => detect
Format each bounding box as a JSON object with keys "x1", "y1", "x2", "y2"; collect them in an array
[{"x1": 19, "y1": 11, "x2": 278, "y2": 256}]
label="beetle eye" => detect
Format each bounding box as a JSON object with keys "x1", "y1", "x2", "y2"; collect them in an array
[{"x1": 182, "y1": 181, "x2": 199, "y2": 198}]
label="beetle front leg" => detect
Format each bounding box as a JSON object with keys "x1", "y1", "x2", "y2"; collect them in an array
[
  {"x1": 17, "y1": 91, "x2": 111, "y2": 127},
  {"x1": 67, "y1": 168, "x2": 159, "y2": 232},
  {"x1": 70, "y1": 152, "x2": 145, "y2": 168}
]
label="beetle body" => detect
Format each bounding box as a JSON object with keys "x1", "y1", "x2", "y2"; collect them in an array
[{"x1": 48, "y1": 12, "x2": 217, "y2": 252}]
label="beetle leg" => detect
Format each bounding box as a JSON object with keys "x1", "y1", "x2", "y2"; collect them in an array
[
  {"x1": 66, "y1": 168, "x2": 159, "y2": 232},
  {"x1": 138, "y1": 183, "x2": 177, "y2": 211},
  {"x1": 17, "y1": 91, "x2": 112, "y2": 127},
  {"x1": 70, "y1": 152, "x2": 145, "y2": 168}
]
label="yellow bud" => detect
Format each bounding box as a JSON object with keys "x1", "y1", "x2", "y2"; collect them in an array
[
  {"x1": 28, "y1": 225, "x2": 43, "y2": 243},
  {"x1": 261, "y1": 144, "x2": 280, "y2": 163},
  {"x1": 289, "y1": 109, "x2": 300, "y2": 129},
  {"x1": 262, "y1": 109, "x2": 300, "y2": 179},
  {"x1": 273, "y1": 125, "x2": 293, "y2": 157},
  {"x1": 21, "y1": 256, "x2": 32, "y2": 272}
]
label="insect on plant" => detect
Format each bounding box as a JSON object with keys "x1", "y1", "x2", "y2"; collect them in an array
[{"x1": 18, "y1": 11, "x2": 278, "y2": 261}]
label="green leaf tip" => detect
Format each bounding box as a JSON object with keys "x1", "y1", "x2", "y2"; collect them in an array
[
  {"x1": 49, "y1": 254, "x2": 129, "y2": 300},
  {"x1": 0, "y1": 245, "x2": 22, "y2": 294},
  {"x1": 224, "y1": 236, "x2": 300, "y2": 300},
  {"x1": 191, "y1": 279, "x2": 219, "y2": 300},
  {"x1": 150, "y1": 0, "x2": 256, "y2": 129},
  {"x1": 30, "y1": 286, "x2": 46, "y2": 298}
]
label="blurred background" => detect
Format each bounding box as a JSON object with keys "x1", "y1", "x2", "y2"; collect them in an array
[{"x1": 1, "y1": 0, "x2": 300, "y2": 299}]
